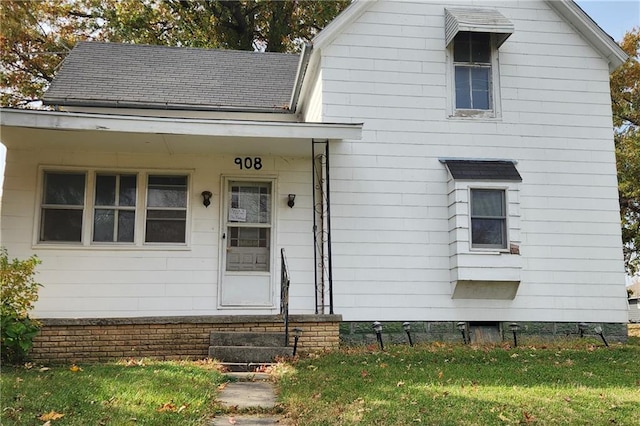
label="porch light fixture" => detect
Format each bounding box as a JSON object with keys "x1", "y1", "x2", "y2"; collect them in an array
[
  {"x1": 403, "y1": 322, "x2": 414, "y2": 347},
  {"x1": 509, "y1": 322, "x2": 520, "y2": 347},
  {"x1": 287, "y1": 194, "x2": 296, "y2": 208},
  {"x1": 372, "y1": 321, "x2": 384, "y2": 351},
  {"x1": 578, "y1": 322, "x2": 589, "y2": 338},
  {"x1": 201, "y1": 190, "x2": 212, "y2": 207},
  {"x1": 594, "y1": 326, "x2": 609, "y2": 347},
  {"x1": 456, "y1": 321, "x2": 468, "y2": 344},
  {"x1": 292, "y1": 327, "x2": 303, "y2": 356}
]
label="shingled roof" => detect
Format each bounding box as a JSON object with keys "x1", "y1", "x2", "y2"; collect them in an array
[{"x1": 43, "y1": 41, "x2": 301, "y2": 112}]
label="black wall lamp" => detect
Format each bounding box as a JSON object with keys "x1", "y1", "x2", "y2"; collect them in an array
[
  {"x1": 287, "y1": 194, "x2": 296, "y2": 208},
  {"x1": 201, "y1": 191, "x2": 212, "y2": 208}
]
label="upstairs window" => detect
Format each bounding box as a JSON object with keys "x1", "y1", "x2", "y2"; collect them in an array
[
  {"x1": 454, "y1": 32, "x2": 492, "y2": 111},
  {"x1": 444, "y1": 8, "x2": 514, "y2": 118}
]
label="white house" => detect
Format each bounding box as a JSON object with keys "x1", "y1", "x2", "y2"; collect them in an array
[{"x1": 0, "y1": 0, "x2": 629, "y2": 362}]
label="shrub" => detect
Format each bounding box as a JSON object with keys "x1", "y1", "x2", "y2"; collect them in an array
[{"x1": 0, "y1": 249, "x2": 42, "y2": 364}]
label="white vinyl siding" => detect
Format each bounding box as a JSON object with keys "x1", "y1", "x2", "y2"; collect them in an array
[{"x1": 320, "y1": 0, "x2": 626, "y2": 322}]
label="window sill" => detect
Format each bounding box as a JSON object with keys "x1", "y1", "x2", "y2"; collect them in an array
[
  {"x1": 448, "y1": 110, "x2": 501, "y2": 121},
  {"x1": 32, "y1": 243, "x2": 191, "y2": 251}
]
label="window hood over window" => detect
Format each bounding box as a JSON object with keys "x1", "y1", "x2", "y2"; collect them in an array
[{"x1": 445, "y1": 8, "x2": 514, "y2": 48}]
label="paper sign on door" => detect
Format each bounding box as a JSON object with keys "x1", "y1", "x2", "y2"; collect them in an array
[{"x1": 229, "y1": 208, "x2": 247, "y2": 222}]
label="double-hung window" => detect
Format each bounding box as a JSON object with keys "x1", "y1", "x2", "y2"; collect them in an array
[
  {"x1": 39, "y1": 170, "x2": 189, "y2": 245},
  {"x1": 454, "y1": 32, "x2": 492, "y2": 111},
  {"x1": 470, "y1": 188, "x2": 507, "y2": 249},
  {"x1": 40, "y1": 172, "x2": 86, "y2": 242},
  {"x1": 445, "y1": 8, "x2": 514, "y2": 117},
  {"x1": 93, "y1": 174, "x2": 137, "y2": 243}
]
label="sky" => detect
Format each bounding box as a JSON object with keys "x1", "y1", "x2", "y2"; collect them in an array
[{"x1": 575, "y1": 0, "x2": 639, "y2": 42}]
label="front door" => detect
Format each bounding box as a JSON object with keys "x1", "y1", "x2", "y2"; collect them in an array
[{"x1": 220, "y1": 179, "x2": 274, "y2": 307}]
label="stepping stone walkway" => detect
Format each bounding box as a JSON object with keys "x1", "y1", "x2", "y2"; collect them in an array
[{"x1": 211, "y1": 372, "x2": 283, "y2": 426}]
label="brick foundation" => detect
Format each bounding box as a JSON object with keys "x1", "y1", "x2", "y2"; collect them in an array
[{"x1": 30, "y1": 315, "x2": 341, "y2": 364}]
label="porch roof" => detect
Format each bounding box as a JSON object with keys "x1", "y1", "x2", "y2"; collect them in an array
[{"x1": 0, "y1": 109, "x2": 362, "y2": 156}]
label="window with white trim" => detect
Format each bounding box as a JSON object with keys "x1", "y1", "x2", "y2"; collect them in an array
[
  {"x1": 444, "y1": 8, "x2": 514, "y2": 118},
  {"x1": 454, "y1": 32, "x2": 492, "y2": 111},
  {"x1": 39, "y1": 170, "x2": 189, "y2": 245},
  {"x1": 41, "y1": 172, "x2": 86, "y2": 242},
  {"x1": 470, "y1": 188, "x2": 507, "y2": 249}
]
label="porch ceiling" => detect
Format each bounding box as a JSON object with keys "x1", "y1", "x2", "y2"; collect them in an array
[{"x1": 0, "y1": 109, "x2": 362, "y2": 156}]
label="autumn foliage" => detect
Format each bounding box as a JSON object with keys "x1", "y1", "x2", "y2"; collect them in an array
[
  {"x1": 610, "y1": 28, "x2": 640, "y2": 276},
  {"x1": 0, "y1": 248, "x2": 42, "y2": 364}
]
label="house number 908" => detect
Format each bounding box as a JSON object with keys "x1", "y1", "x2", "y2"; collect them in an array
[{"x1": 234, "y1": 157, "x2": 262, "y2": 170}]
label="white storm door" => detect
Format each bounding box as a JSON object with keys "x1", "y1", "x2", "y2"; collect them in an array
[{"x1": 220, "y1": 180, "x2": 274, "y2": 307}]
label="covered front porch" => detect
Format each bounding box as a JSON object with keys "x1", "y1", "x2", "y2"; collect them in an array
[{"x1": 0, "y1": 109, "x2": 361, "y2": 321}]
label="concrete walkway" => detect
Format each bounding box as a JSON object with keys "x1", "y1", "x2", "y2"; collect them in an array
[{"x1": 211, "y1": 372, "x2": 283, "y2": 426}]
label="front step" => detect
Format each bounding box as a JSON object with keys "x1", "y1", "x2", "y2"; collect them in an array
[
  {"x1": 210, "y1": 331, "x2": 286, "y2": 347},
  {"x1": 209, "y1": 346, "x2": 293, "y2": 363},
  {"x1": 209, "y1": 331, "x2": 292, "y2": 364}
]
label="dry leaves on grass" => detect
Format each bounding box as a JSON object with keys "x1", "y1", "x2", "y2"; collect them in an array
[
  {"x1": 69, "y1": 365, "x2": 82, "y2": 372},
  {"x1": 38, "y1": 411, "x2": 64, "y2": 421},
  {"x1": 157, "y1": 402, "x2": 188, "y2": 413}
]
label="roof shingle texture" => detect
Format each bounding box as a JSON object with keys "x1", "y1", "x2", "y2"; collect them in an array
[
  {"x1": 444, "y1": 160, "x2": 522, "y2": 181},
  {"x1": 44, "y1": 41, "x2": 300, "y2": 111}
]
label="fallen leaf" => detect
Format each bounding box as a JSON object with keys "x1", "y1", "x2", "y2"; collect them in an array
[
  {"x1": 312, "y1": 392, "x2": 322, "y2": 400},
  {"x1": 564, "y1": 397, "x2": 572, "y2": 403},
  {"x1": 397, "y1": 381, "x2": 405, "y2": 387},
  {"x1": 69, "y1": 365, "x2": 82, "y2": 372},
  {"x1": 361, "y1": 370, "x2": 369, "y2": 378},
  {"x1": 177, "y1": 404, "x2": 188, "y2": 413},
  {"x1": 39, "y1": 367, "x2": 51, "y2": 372},
  {"x1": 39, "y1": 411, "x2": 64, "y2": 421},
  {"x1": 498, "y1": 412, "x2": 511, "y2": 422},
  {"x1": 523, "y1": 411, "x2": 536, "y2": 424},
  {"x1": 438, "y1": 371, "x2": 444, "y2": 379},
  {"x1": 228, "y1": 417, "x2": 237, "y2": 424},
  {"x1": 510, "y1": 353, "x2": 519, "y2": 358},
  {"x1": 157, "y1": 403, "x2": 177, "y2": 412},
  {"x1": 42, "y1": 422, "x2": 51, "y2": 426}
]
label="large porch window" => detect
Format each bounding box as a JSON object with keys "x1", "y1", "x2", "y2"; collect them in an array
[{"x1": 39, "y1": 169, "x2": 189, "y2": 245}]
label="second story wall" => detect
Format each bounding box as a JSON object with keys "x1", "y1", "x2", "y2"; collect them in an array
[{"x1": 316, "y1": 0, "x2": 626, "y2": 322}]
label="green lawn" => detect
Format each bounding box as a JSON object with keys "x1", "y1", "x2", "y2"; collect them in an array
[
  {"x1": 1, "y1": 359, "x2": 226, "y2": 426},
  {"x1": 2, "y1": 339, "x2": 639, "y2": 426},
  {"x1": 277, "y1": 338, "x2": 640, "y2": 426}
]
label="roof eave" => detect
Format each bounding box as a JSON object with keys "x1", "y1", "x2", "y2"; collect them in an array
[
  {"x1": 42, "y1": 98, "x2": 294, "y2": 114},
  {"x1": 0, "y1": 108, "x2": 363, "y2": 141},
  {"x1": 546, "y1": 0, "x2": 628, "y2": 72}
]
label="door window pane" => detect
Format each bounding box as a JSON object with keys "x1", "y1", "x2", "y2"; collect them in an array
[{"x1": 229, "y1": 183, "x2": 271, "y2": 224}]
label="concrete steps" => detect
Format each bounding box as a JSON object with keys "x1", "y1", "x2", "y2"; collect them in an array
[{"x1": 208, "y1": 331, "x2": 292, "y2": 364}]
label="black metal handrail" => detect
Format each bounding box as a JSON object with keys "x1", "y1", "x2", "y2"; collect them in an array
[{"x1": 280, "y1": 248, "x2": 291, "y2": 346}]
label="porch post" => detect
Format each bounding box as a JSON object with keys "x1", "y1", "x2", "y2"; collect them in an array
[{"x1": 312, "y1": 139, "x2": 334, "y2": 315}]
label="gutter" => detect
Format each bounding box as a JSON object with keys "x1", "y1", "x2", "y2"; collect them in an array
[{"x1": 289, "y1": 43, "x2": 313, "y2": 113}]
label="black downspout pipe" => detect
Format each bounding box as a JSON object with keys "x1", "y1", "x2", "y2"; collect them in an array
[
  {"x1": 311, "y1": 140, "x2": 319, "y2": 314},
  {"x1": 325, "y1": 140, "x2": 334, "y2": 314}
]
